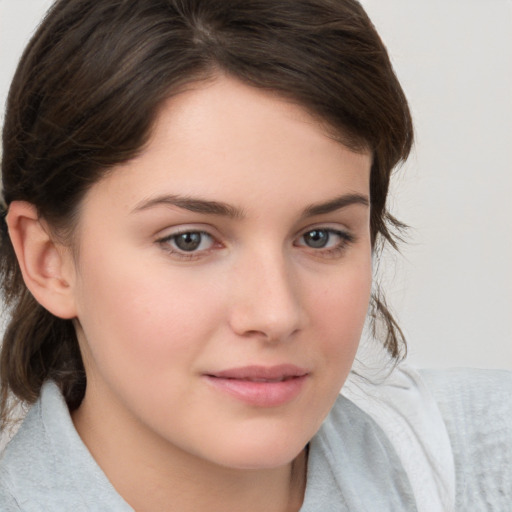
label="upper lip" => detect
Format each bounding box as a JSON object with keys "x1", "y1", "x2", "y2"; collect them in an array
[{"x1": 206, "y1": 365, "x2": 309, "y2": 382}]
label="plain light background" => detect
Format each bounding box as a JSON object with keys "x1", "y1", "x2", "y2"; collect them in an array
[{"x1": 0, "y1": 0, "x2": 510, "y2": 369}]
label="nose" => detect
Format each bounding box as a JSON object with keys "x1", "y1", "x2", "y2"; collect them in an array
[{"x1": 228, "y1": 248, "x2": 304, "y2": 343}]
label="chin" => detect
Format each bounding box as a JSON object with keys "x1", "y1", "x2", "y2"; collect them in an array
[
  {"x1": 220, "y1": 448, "x2": 304, "y2": 471},
  {"x1": 203, "y1": 429, "x2": 309, "y2": 471}
]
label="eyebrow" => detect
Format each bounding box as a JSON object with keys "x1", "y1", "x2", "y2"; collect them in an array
[
  {"x1": 132, "y1": 192, "x2": 369, "y2": 219},
  {"x1": 132, "y1": 194, "x2": 245, "y2": 219},
  {"x1": 301, "y1": 193, "x2": 369, "y2": 217}
]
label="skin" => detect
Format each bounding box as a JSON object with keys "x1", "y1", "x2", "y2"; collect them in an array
[{"x1": 22, "y1": 76, "x2": 373, "y2": 511}]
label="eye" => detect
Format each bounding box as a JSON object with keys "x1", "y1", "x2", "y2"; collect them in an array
[
  {"x1": 301, "y1": 229, "x2": 333, "y2": 249},
  {"x1": 295, "y1": 228, "x2": 354, "y2": 255},
  {"x1": 158, "y1": 230, "x2": 216, "y2": 255}
]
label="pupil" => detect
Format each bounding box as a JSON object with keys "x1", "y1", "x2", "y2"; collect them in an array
[
  {"x1": 305, "y1": 230, "x2": 328, "y2": 248},
  {"x1": 175, "y1": 232, "x2": 201, "y2": 251}
]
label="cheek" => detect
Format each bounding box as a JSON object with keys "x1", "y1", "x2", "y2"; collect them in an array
[
  {"x1": 307, "y1": 259, "x2": 372, "y2": 371},
  {"x1": 311, "y1": 260, "x2": 372, "y2": 332},
  {"x1": 74, "y1": 250, "x2": 225, "y2": 383}
]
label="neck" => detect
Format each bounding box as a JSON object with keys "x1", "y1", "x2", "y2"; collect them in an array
[{"x1": 120, "y1": 451, "x2": 307, "y2": 512}]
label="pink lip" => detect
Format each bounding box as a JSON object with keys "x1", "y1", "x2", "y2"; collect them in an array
[{"x1": 203, "y1": 365, "x2": 309, "y2": 407}]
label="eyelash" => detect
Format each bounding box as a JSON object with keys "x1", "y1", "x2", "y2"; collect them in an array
[{"x1": 156, "y1": 227, "x2": 355, "y2": 261}]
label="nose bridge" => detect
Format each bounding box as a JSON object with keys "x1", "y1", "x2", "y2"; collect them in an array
[{"x1": 229, "y1": 244, "x2": 303, "y2": 341}]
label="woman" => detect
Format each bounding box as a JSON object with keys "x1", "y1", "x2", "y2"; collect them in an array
[{"x1": 0, "y1": 1, "x2": 510, "y2": 510}]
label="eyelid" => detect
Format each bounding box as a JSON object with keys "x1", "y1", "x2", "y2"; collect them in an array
[
  {"x1": 154, "y1": 222, "x2": 224, "y2": 244},
  {"x1": 295, "y1": 222, "x2": 354, "y2": 240},
  {"x1": 295, "y1": 227, "x2": 354, "y2": 244}
]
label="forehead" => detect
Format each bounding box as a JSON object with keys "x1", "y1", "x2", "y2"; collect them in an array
[{"x1": 83, "y1": 76, "x2": 371, "y2": 216}]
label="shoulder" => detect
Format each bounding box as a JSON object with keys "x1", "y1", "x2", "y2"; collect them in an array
[
  {"x1": 0, "y1": 395, "x2": 54, "y2": 510},
  {"x1": 420, "y1": 368, "x2": 512, "y2": 511},
  {"x1": 342, "y1": 364, "x2": 456, "y2": 512},
  {"x1": 304, "y1": 394, "x2": 418, "y2": 511},
  {"x1": 420, "y1": 368, "x2": 512, "y2": 459},
  {"x1": 419, "y1": 367, "x2": 512, "y2": 411},
  {"x1": 346, "y1": 365, "x2": 512, "y2": 511},
  {"x1": 0, "y1": 381, "x2": 133, "y2": 511},
  {"x1": 0, "y1": 468, "x2": 22, "y2": 511},
  {"x1": 0, "y1": 462, "x2": 22, "y2": 511}
]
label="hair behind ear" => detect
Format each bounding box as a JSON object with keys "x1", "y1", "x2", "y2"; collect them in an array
[
  {"x1": 0, "y1": 203, "x2": 85, "y2": 430},
  {"x1": 0, "y1": 292, "x2": 85, "y2": 426}
]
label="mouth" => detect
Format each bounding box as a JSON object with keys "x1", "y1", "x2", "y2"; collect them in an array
[
  {"x1": 227, "y1": 376, "x2": 296, "y2": 382},
  {"x1": 203, "y1": 365, "x2": 309, "y2": 407},
  {"x1": 206, "y1": 364, "x2": 309, "y2": 380}
]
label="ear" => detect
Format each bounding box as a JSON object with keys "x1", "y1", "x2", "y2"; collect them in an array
[{"x1": 6, "y1": 201, "x2": 78, "y2": 319}]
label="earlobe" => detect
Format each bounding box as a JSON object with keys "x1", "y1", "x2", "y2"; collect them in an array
[{"x1": 6, "y1": 201, "x2": 78, "y2": 319}]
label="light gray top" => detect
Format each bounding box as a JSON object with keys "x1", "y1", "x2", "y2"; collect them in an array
[
  {"x1": 421, "y1": 368, "x2": 512, "y2": 511},
  {"x1": 0, "y1": 367, "x2": 511, "y2": 511}
]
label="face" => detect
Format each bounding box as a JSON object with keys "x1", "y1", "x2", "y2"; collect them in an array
[{"x1": 68, "y1": 76, "x2": 372, "y2": 471}]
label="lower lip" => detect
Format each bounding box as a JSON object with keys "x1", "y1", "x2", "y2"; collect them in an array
[{"x1": 204, "y1": 375, "x2": 308, "y2": 407}]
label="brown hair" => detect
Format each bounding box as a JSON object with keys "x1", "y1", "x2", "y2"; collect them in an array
[{"x1": 0, "y1": 0, "x2": 413, "y2": 428}]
